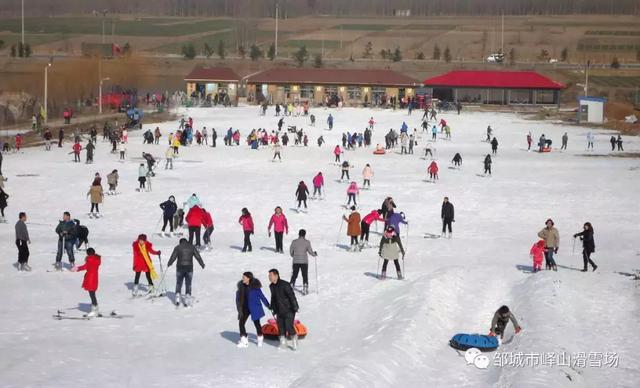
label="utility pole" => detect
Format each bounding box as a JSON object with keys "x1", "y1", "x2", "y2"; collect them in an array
[
  {"x1": 585, "y1": 60, "x2": 590, "y2": 96},
  {"x1": 274, "y1": 1, "x2": 279, "y2": 58},
  {"x1": 21, "y1": 0, "x2": 25, "y2": 46},
  {"x1": 44, "y1": 61, "x2": 52, "y2": 124}
]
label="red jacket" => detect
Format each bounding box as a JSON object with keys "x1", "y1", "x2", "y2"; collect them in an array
[
  {"x1": 132, "y1": 241, "x2": 159, "y2": 273},
  {"x1": 77, "y1": 255, "x2": 101, "y2": 292},
  {"x1": 363, "y1": 210, "x2": 384, "y2": 225},
  {"x1": 239, "y1": 214, "x2": 254, "y2": 232},
  {"x1": 428, "y1": 162, "x2": 439, "y2": 174},
  {"x1": 73, "y1": 143, "x2": 82, "y2": 154},
  {"x1": 202, "y1": 210, "x2": 214, "y2": 228},
  {"x1": 186, "y1": 205, "x2": 205, "y2": 227}
]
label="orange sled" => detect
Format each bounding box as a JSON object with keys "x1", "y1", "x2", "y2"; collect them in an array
[
  {"x1": 262, "y1": 318, "x2": 308, "y2": 339},
  {"x1": 373, "y1": 149, "x2": 386, "y2": 155},
  {"x1": 540, "y1": 147, "x2": 552, "y2": 153}
]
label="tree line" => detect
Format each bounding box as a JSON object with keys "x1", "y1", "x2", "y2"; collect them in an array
[{"x1": 1, "y1": 0, "x2": 639, "y2": 17}]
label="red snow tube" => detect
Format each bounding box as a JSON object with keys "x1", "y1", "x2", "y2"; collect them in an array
[
  {"x1": 373, "y1": 149, "x2": 386, "y2": 155},
  {"x1": 540, "y1": 147, "x2": 552, "y2": 153},
  {"x1": 261, "y1": 318, "x2": 308, "y2": 339}
]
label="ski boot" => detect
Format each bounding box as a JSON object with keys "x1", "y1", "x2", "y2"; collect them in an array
[
  {"x1": 303, "y1": 284, "x2": 309, "y2": 295},
  {"x1": 291, "y1": 334, "x2": 299, "y2": 351},
  {"x1": 397, "y1": 270, "x2": 404, "y2": 280},
  {"x1": 248, "y1": 245, "x2": 252, "y2": 252},
  {"x1": 257, "y1": 335, "x2": 264, "y2": 347},
  {"x1": 17, "y1": 262, "x2": 23, "y2": 271},
  {"x1": 592, "y1": 265, "x2": 598, "y2": 272},
  {"x1": 54, "y1": 261, "x2": 63, "y2": 271},
  {"x1": 278, "y1": 336, "x2": 287, "y2": 350},
  {"x1": 236, "y1": 336, "x2": 249, "y2": 348},
  {"x1": 175, "y1": 293, "x2": 182, "y2": 306},
  {"x1": 146, "y1": 285, "x2": 155, "y2": 295},
  {"x1": 24, "y1": 264, "x2": 32, "y2": 272},
  {"x1": 132, "y1": 284, "x2": 139, "y2": 297},
  {"x1": 379, "y1": 271, "x2": 386, "y2": 280},
  {"x1": 86, "y1": 305, "x2": 100, "y2": 318}
]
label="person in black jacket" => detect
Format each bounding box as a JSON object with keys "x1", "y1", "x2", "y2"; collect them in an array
[
  {"x1": 54, "y1": 211, "x2": 76, "y2": 270},
  {"x1": 484, "y1": 154, "x2": 492, "y2": 176},
  {"x1": 491, "y1": 137, "x2": 498, "y2": 155},
  {"x1": 295, "y1": 181, "x2": 309, "y2": 210},
  {"x1": 441, "y1": 197, "x2": 455, "y2": 238},
  {"x1": 268, "y1": 268, "x2": 300, "y2": 350},
  {"x1": 574, "y1": 222, "x2": 597, "y2": 272},
  {"x1": 452, "y1": 153, "x2": 462, "y2": 167},
  {"x1": 167, "y1": 238, "x2": 205, "y2": 306},
  {"x1": 159, "y1": 195, "x2": 178, "y2": 235}
]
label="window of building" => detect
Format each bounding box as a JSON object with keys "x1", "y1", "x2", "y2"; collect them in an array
[
  {"x1": 300, "y1": 85, "x2": 314, "y2": 99},
  {"x1": 536, "y1": 90, "x2": 555, "y2": 104},
  {"x1": 347, "y1": 86, "x2": 362, "y2": 100},
  {"x1": 510, "y1": 89, "x2": 532, "y2": 104}
]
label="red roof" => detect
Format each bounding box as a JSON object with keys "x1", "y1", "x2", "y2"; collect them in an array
[
  {"x1": 247, "y1": 68, "x2": 419, "y2": 87},
  {"x1": 184, "y1": 67, "x2": 240, "y2": 82},
  {"x1": 423, "y1": 70, "x2": 564, "y2": 90}
]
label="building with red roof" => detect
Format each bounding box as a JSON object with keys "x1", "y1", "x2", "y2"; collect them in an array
[
  {"x1": 422, "y1": 70, "x2": 564, "y2": 105},
  {"x1": 246, "y1": 68, "x2": 420, "y2": 106},
  {"x1": 184, "y1": 67, "x2": 241, "y2": 105}
]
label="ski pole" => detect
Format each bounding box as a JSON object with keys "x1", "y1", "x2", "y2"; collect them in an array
[
  {"x1": 153, "y1": 215, "x2": 163, "y2": 233},
  {"x1": 314, "y1": 256, "x2": 319, "y2": 295},
  {"x1": 572, "y1": 236, "x2": 576, "y2": 255},
  {"x1": 405, "y1": 223, "x2": 410, "y2": 251},
  {"x1": 336, "y1": 218, "x2": 344, "y2": 243},
  {"x1": 402, "y1": 256, "x2": 406, "y2": 279},
  {"x1": 376, "y1": 255, "x2": 381, "y2": 278},
  {"x1": 155, "y1": 253, "x2": 168, "y2": 296}
]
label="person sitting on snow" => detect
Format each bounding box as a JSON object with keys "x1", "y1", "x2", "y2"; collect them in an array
[{"x1": 489, "y1": 305, "x2": 522, "y2": 339}]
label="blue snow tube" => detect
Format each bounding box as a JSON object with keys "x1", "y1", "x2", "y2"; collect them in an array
[{"x1": 449, "y1": 333, "x2": 499, "y2": 352}]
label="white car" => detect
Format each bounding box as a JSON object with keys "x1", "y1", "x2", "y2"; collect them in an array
[{"x1": 486, "y1": 53, "x2": 504, "y2": 63}]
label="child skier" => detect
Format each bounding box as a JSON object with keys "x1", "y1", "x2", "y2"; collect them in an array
[
  {"x1": 427, "y1": 160, "x2": 439, "y2": 181},
  {"x1": 346, "y1": 181, "x2": 359, "y2": 206},
  {"x1": 333, "y1": 145, "x2": 342, "y2": 163},
  {"x1": 70, "y1": 248, "x2": 101, "y2": 317},
  {"x1": 238, "y1": 208, "x2": 254, "y2": 252},
  {"x1": 378, "y1": 226, "x2": 405, "y2": 280},
  {"x1": 343, "y1": 206, "x2": 361, "y2": 252},
  {"x1": 236, "y1": 272, "x2": 271, "y2": 348},
  {"x1": 131, "y1": 234, "x2": 160, "y2": 296},
  {"x1": 530, "y1": 240, "x2": 545, "y2": 272}
]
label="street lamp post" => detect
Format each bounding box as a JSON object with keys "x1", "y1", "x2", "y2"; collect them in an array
[
  {"x1": 99, "y1": 77, "x2": 110, "y2": 115},
  {"x1": 21, "y1": 0, "x2": 25, "y2": 46},
  {"x1": 43, "y1": 62, "x2": 51, "y2": 124}
]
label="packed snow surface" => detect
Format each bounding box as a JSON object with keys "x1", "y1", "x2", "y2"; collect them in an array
[{"x1": 1, "y1": 106, "x2": 638, "y2": 388}]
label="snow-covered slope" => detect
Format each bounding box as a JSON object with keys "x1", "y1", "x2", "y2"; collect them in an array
[{"x1": 0, "y1": 106, "x2": 638, "y2": 388}]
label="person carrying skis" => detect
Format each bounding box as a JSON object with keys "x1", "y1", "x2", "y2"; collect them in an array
[
  {"x1": 362, "y1": 164, "x2": 373, "y2": 189},
  {"x1": 427, "y1": 160, "x2": 439, "y2": 181},
  {"x1": 70, "y1": 247, "x2": 101, "y2": 317},
  {"x1": 289, "y1": 229, "x2": 317, "y2": 295},
  {"x1": 361, "y1": 209, "x2": 384, "y2": 247},
  {"x1": 530, "y1": 240, "x2": 545, "y2": 273},
  {"x1": 452, "y1": 153, "x2": 462, "y2": 167},
  {"x1": 72, "y1": 141, "x2": 82, "y2": 163},
  {"x1": 378, "y1": 226, "x2": 405, "y2": 280},
  {"x1": 537, "y1": 219, "x2": 559, "y2": 271},
  {"x1": 167, "y1": 238, "x2": 205, "y2": 307},
  {"x1": 441, "y1": 197, "x2": 454, "y2": 238},
  {"x1": 483, "y1": 154, "x2": 492, "y2": 176},
  {"x1": 268, "y1": 206, "x2": 289, "y2": 253},
  {"x1": 333, "y1": 145, "x2": 342, "y2": 163},
  {"x1": 340, "y1": 160, "x2": 351, "y2": 181},
  {"x1": 489, "y1": 305, "x2": 522, "y2": 339},
  {"x1": 159, "y1": 196, "x2": 177, "y2": 235},
  {"x1": 15, "y1": 212, "x2": 31, "y2": 271},
  {"x1": 236, "y1": 272, "x2": 271, "y2": 348},
  {"x1": 201, "y1": 208, "x2": 214, "y2": 250},
  {"x1": 106, "y1": 170, "x2": 118, "y2": 195},
  {"x1": 312, "y1": 172, "x2": 324, "y2": 199},
  {"x1": 343, "y1": 206, "x2": 361, "y2": 252},
  {"x1": 267, "y1": 269, "x2": 302, "y2": 352},
  {"x1": 573, "y1": 222, "x2": 597, "y2": 272},
  {"x1": 295, "y1": 181, "x2": 309, "y2": 210},
  {"x1": 346, "y1": 181, "x2": 359, "y2": 206},
  {"x1": 186, "y1": 205, "x2": 205, "y2": 249},
  {"x1": 55, "y1": 211, "x2": 76, "y2": 270},
  {"x1": 131, "y1": 234, "x2": 160, "y2": 296},
  {"x1": 239, "y1": 208, "x2": 254, "y2": 252},
  {"x1": 491, "y1": 137, "x2": 499, "y2": 155},
  {"x1": 86, "y1": 178, "x2": 103, "y2": 217}
]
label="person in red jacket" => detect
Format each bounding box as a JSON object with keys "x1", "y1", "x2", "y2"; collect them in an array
[
  {"x1": 186, "y1": 205, "x2": 205, "y2": 248},
  {"x1": 238, "y1": 207, "x2": 254, "y2": 252},
  {"x1": 427, "y1": 160, "x2": 439, "y2": 181},
  {"x1": 72, "y1": 141, "x2": 82, "y2": 163},
  {"x1": 132, "y1": 234, "x2": 161, "y2": 296},
  {"x1": 202, "y1": 208, "x2": 214, "y2": 250},
  {"x1": 71, "y1": 248, "x2": 101, "y2": 317},
  {"x1": 15, "y1": 134, "x2": 22, "y2": 152},
  {"x1": 361, "y1": 209, "x2": 384, "y2": 247}
]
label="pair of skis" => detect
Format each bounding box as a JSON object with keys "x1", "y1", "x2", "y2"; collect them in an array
[{"x1": 52, "y1": 310, "x2": 133, "y2": 320}]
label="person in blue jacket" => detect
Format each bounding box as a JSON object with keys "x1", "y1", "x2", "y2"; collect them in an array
[
  {"x1": 385, "y1": 210, "x2": 408, "y2": 237},
  {"x1": 400, "y1": 121, "x2": 408, "y2": 134},
  {"x1": 235, "y1": 271, "x2": 270, "y2": 348}
]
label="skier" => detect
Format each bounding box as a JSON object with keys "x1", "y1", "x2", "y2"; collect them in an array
[
  {"x1": 317, "y1": 135, "x2": 324, "y2": 147},
  {"x1": 526, "y1": 132, "x2": 533, "y2": 151},
  {"x1": 211, "y1": 128, "x2": 217, "y2": 147},
  {"x1": 85, "y1": 141, "x2": 95, "y2": 164},
  {"x1": 142, "y1": 152, "x2": 156, "y2": 175},
  {"x1": 333, "y1": 145, "x2": 342, "y2": 163},
  {"x1": 184, "y1": 193, "x2": 202, "y2": 211},
  {"x1": 327, "y1": 114, "x2": 334, "y2": 130},
  {"x1": 530, "y1": 240, "x2": 545, "y2": 273},
  {"x1": 165, "y1": 147, "x2": 174, "y2": 170},
  {"x1": 159, "y1": 196, "x2": 177, "y2": 235},
  {"x1": 268, "y1": 268, "x2": 300, "y2": 350},
  {"x1": 483, "y1": 154, "x2": 492, "y2": 176},
  {"x1": 561, "y1": 132, "x2": 568, "y2": 150},
  {"x1": 131, "y1": 234, "x2": 160, "y2": 296},
  {"x1": 70, "y1": 248, "x2": 102, "y2": 317},
  {"x1": 106, "y1": 169, "x2": 118, "y2": 195},
  {"x1": 617, "y1": 135, "x2": 624, "y2": 151},
  {"x1": 537, "y1": 219, "x2": 559, "y2": 271},
  {"x1": 236, "y1": 272, "x2": 271, "y2": 348},
  {"x1": 452, "y1": 153, "x2": 462, "y2": 167},
  {"x1": 343, "y1": 206, "x2": 361, "y2": 251},
  {"x1": 268, "y1": 206, "x2": 289, "y2": 253},
  {"x1": 15, "y1": 212, "x2": 31, "y2": 271},
  {"x1": 340, "y1": 160, "x2": 351, "y2": 181},
  {"x1": 610, "y1": 135, "x2": 616, "y2": 151},
  {"x1": 586, "y1": 132, "x2": 594, "y2": 150},
  {"x1": 167, "y1": 238, "x2": 205, "y2": 307},
  {"x1": 138, "y1": 163, "x2": 148, "y2": 191},
  {"x1": 295, "y1": 181, "x2": 309, "y2": 210},
  {"x1": 380, "y1": 197, "x2": 396, "y2": 220},
  {"x1": 385, "y1": 210, "x2": 408, "y2": 237},
  {"x1": 491, "y1": 137, "x2": 499, "y2": 155},
  {"x1": 489, "y1": 306, "x2": 522, "y2": 339},
  {"x1": 427, "y1": 160, "x2": 439, "y2": 181},
  {"x1": 368, "y1": 117, "x2": 375, "y2": 130},
  {"x1": 431, "y1": 125, "x2": 437, "y2": 141},
  {"x1": 486, "y1": 126, "x2": 492, "y2": 142},
  {"x1": 58, "y1": 128, "x2": 64, "y2": 148},
  {"x1": 55, "y1": 211, "x2": 76, "y2": 270},
  {"x1": 400, "y1": 133, "x2": 409, "y2": 154},
  {"x1": 441, "y1": 197, "x2": 454, "y2": 238},
  {"x1": 362, "y1": 164, "x2": 373, "y2": 189},
  {"x1": 361, "y1": 209, "x2": 384, "y2": 247},
  {"x1": 289, "y1": 229, "x2": 318, "y2": 295},
  {"x1": 312, "y1": 172, "x2": 324, "y2": 199},
  {"x1": 185, "y1": 205, "x2": 205, "y2": 249},
  {"x1": 72, "y1": 141, "x2": 82, "y2": 163},
  {"x1": 573, "y1": 222, "x2": 597, "y2": 272},
  {"x1": 378, "y1": 226, "x2": 405, "y2": 280},
  {"x1": 43, "y1": 128, "x2": 52, "y2": 151},
  {"x1": 538, "y1": 134, "x2": 546, "y2": 152},
  {"x1": 409, "y1": 134, "x2": 415, "y2": 153},
  {"x1": 346, "y1": 181, "x2": 359, "y2": 206},
  {"x1": 201, "y1": 208, "x2": 214, "y2": 250},
  {"x1": 273, "y1": 141, "x2": 282, "y2": 161},
  {"x1": 238, "y1": 208, "x2": 254, "y2": 252},
  {"x1": 86, "y1": 178, "x2": 103, "y2": 217},
  {"x1": 0, "y1": 186, "x2": 8, "y2": 222},
  {"x1": 424, "y1": 146, "x2": 434, "y2": 159},
  {"x1": 119, "y1": 141, "x2": 126, "y2": 160}
]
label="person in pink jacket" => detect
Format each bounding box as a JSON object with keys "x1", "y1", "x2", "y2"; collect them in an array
[
  {"x1": 268, "y1": 206, "x2": 288, "y2": 253},
  {"x1": 530, "y1": 240, "x2": 545, "y2": 272},
  {"x1": 346, "y1": 181, "x2": 359, "y2": 206},
  {"x1": 312, "y1": 172, "x2": 324, "y2": 199},
  {"x1": 238, "y1": 208, "x2": 254, "y2": 252},
  {"x1": 361, "y1": 209, "x2": 384, "y2": 246},
  {"x1": 333, "y1": 145, "x2": 342, "y2": 163},
  {"x1": 362, "y1": 163, "x2": 374, "y2": 189}
]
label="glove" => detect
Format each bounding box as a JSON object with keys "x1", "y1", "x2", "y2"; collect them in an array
[
  {"x1": 268, "y1": 232, "x2": 271, "y2": 237},
  {"x1": 157, "y1": 251, "x2": 161, "y2": 255},
  {"x1": 488, "y1": 331, "x2": 495, "y2": 337},
  {"x1": 573, "y1": 234, "x2": 577, "y2": 238},
  {"x1": 515, "y1": 326, "x2": 522, "y2": 334}
]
